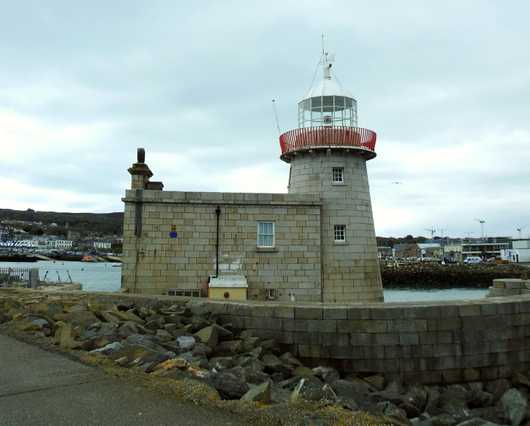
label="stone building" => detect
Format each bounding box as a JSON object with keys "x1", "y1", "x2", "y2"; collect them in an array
[{"x1": 122, "y1": 51, "x2": 383, "y2": 303}]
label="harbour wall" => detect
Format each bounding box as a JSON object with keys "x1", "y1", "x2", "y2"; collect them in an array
[{"x1": 12, "y1": 287, "x2": 530, "y2": 385}]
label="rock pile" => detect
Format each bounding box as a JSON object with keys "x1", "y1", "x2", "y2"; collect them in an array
[{"x1": 1, "y1": 291, "x2": 529, "y2": 426}]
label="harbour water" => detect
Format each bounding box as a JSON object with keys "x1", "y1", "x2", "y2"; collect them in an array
[{"x1": 0, "y1": 261, "x2": 488, "y2": 301}]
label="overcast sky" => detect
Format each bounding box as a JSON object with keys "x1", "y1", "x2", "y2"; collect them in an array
[{"x1": 1, "y1": 1, "x2": 529, "y2": 238}]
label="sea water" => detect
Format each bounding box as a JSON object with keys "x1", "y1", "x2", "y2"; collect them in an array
[{"x1": 0, "y1": 260, "x2": 488, "y2": 301}]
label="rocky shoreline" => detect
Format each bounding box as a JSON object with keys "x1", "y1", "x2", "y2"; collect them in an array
[
  {"x1": 1, "y1": 289, "x2": 529, "y2": 426},
  {"x1": 381, "y1": 263, "x2": 529, "y2": 289}
]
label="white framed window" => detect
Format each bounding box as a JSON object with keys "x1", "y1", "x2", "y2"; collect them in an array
[
  {"x1": 257, "y1": 221, "x2": 275, "y2": 248},
  {"x1": 334, "y1": 224, "x2": 346, "y2": 242},
  {"x1": 332, "y1": 167, "x2": 344, "y2": 184}
]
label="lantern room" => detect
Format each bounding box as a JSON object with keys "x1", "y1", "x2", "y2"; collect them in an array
[{"x1": 297, "y1": 52, "x2": 358, "y2": 128}]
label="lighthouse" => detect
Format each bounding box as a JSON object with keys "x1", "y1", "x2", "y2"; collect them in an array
[{"x1": 279, "y1": 50, "x2": 383, "y2": 303}]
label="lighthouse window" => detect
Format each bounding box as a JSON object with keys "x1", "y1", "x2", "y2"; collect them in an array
[
  {"x1": 334, "y1": 225, "x2": 346, "y2": 242},
  {"x1": 257, "y1": 222, "x2": 275, "y2": 248},
  {"x1": 332, "y1": 167, "x2": 344, "y2": 184}
]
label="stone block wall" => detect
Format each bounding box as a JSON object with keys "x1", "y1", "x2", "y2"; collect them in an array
[
  {"x1": 288, "y1": 151, "x2": 383, "y2": 303},
  {"x1": 488, "y1": 278, "x2": 530, "y2": 297},
  {"x1": 209, "y1": 295, "x2": 530, "y2": 384},
  {"x1": 122, "y1": 190, "x2": 323, "y2": 302}
]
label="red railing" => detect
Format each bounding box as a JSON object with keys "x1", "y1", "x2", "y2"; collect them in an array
[{"x1": 279, "y1": 126, "x2": 377, "y2": 157}]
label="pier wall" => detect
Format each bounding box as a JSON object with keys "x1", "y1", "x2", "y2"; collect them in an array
[
  {"x1": 63, "y1": 289, "x2": 530, "y2": 384},
  {"x1": 209, "y1": 295, "x2": 530, "y2": 384}
]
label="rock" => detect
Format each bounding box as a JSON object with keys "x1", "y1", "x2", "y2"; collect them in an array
[
  {"x1": 290, "y1": 377, "x2": 330, "y2": 403},
  {"x1": 100, "y1": 311, "x2": 122, "y2": 324},
  {"x1": 426, "y1": 385, "x2": 472, "y2": 423},
  {"x1": 118, "y1": 321, "x2": 140, "y2": 337},
  {"x1": 175, "y1": 335, "x2": 195, "y2": 351},
  {"x1": 468, "y1": 389, "x2": 494, "y2": 408},
  {"x1": 271, "y1": 384, "x2": 292, "y2": 404},
  {"x1": 54, "y1": 322, "x2": 80, "y2": 349},
  {"x1": 374, "y1": 401, "x2": 409, "y2": 425},
  {"x1": 484, "y1": 379, "x2": 511, "y2": 402},
  {"x1": 454, "y1": 419, "x2": 502, "y2": 426},
  {"x1": 163, "y1": 323, "x2": 180, "y2": 335},
  {"x1": 500, "y1": 388, "x2": 527, "y2": 426},
  {"x1": 194, "y1": 325, "x2": 219, "y2": 347},
  {"x1": 513, "y1": 372, "x2": 530, "y2": 388},
  {"x1": 279, "y1": 352, "x2": 302, "y2": 368},
  {"x1": 216, "y1": 340, "x2": 243, "y2": 355},
  {"x1": 386, "y1": 379, "x2": 405, "y2": 395},
  {"x1": 153, "y1": 357, "x2": 189, "y2": 372},
  {"x1": 260, "y1": 339, "x2": 279, "y2": 353},
  {"x1": 331, "y1": 378, "x2": 373, "y2": 401},
  {"x1": 363, "y1": 374, "x2": 386, "y2": 391},
  {"x1": 125, "y1": 334, "x2": 167, "y2": 352},
  {"x1": 262, "y1": 353, "x2": 290, "y2": 376},
  {"x1": 411, "y1": 413, "x2": 433, "y2": 426},
  {"x1": 242, "y1": 337, "x2": 260, "y2": 352},
  {"x1": 430, "y1": 414, "x2": 459, "y2": 426},
  {"x1": 90, "y1": 341, "x2": 124, "y2": 355},
  {"x1": 469, "y1": 407, "x2": 506, "y2": 425},
  {"x1": 155, "y1": 329, "x2": 173, "y2": 341},
  {"x1": 29, "y1": 302, "x2": 63, "y2": 318},
  {"x1": 402, "y1": 385, "x2": 429, "y2": 416},
  {"x1": 312, "y1": 366, "x2": 340, "y2": 383},
  {"x1": 186, "y1": 301, "x2": 209, "y2": 317},
  {"x1": 209, "y1": 357, "x2": 235, "y2": 370},
  {"x1": 211, "y1": 368, "x2": 250, "y2": 399},
  {"x1": 293, "y1": 366, "x2": 315, "y2": 378},
  {"x1": 244, "y1": 367, "x2": 270, "y2": 385},
  {"x1": 112, "y1": 309, "x2": 144, "y2": 324},
  {"x1": 61, "y1": 310, "x2": 99, "y2": 329},
  {"x1": 241, "y1": 381, "x2": 272, "y2": 403},
  {"x1": 248, "y1": 347, "x2": 263, "y2": 359},
  {"x1": 192, "y1": 342, "x2": 212, "y2": 357},
  {"x1": 16, "y1": 316, "x2": 52, "y2": 334},
  {"x1": 92, "y1": 322, "x2": 118, "y2": 336}
]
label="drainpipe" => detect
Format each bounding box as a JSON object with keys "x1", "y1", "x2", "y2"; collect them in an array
[{"x1": 215, "y1": 205, "x2": 221, "y2": 277}]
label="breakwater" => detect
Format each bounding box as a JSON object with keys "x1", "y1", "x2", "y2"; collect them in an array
[{"x1": 382, "y1": 263, "x2": 528, "y2": 289}]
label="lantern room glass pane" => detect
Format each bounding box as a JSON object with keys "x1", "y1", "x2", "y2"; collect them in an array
[{"x1": 298, "y1": 96, "x2": 358, "y2": 128}]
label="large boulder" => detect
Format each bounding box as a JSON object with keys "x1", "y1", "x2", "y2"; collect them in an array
[
  {"x1": 194, "y1": 325, "x2": 219, "y2": 348},
  {"x1": 215, "y1": 340, "x2": 243, "y2": 356},
  {"x1": 312, "y1": 366, "x2": 340, "y2": 384},
  {"x1": 54, "y1": 322, "x2": 80, "y2": 350},
  {"x1": 175, "y1": 335, "x2": 196, "y2": 351},
  {"x1": 290, "y1": 377, "x2": 334, "y2": 403},
  {"x1": 211, "y1": 368, "x2": 249, "y2": 399},
  {"x1": 90, "y1": 341, "x2": 125, "y2": 355},
  {"x1": 241, "y1": 381, "x2": 272, "y2": 403},
  {"x1": 500, "y1": 388, "x2": 527, "y2": 426}
]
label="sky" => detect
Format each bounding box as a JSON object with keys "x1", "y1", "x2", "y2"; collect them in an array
[{"x1": 1, "y1": 1, "x2": 529, "y2": 238}]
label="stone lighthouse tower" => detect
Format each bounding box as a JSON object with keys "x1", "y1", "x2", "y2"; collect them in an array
[{"x1": 279, "y1": 50, "x2": 383, "y2": 303}]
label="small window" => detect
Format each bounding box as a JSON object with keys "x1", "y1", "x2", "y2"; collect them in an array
[
  {"x1": 332, "y1": 167, "x2": 344, "y2": 184},
  {"x1": 334, "y1": 225, "x2": 346, "y2": 242},
  {"x1": 257, "y1": 222, "x2": 275, "y2": 248}
]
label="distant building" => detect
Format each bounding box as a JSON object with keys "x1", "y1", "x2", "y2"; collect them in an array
[
  {"x1": 461, "y1": 237, "x2": 511, "y2": 260},
  {"x1": 52, "y1": 240, "x2": 73, "y2": 250},
  {"x1": 393, "y1": 243, "x2": 420, "y2": 259},
  {"x1": 93, "y1": 241, "x2": 112, "y2": 251},
  {"x1": 417, "y1": 243, "x2": 442, "y2": 259},
  {"x1": 509, "y1": 239, "x2": 530, "y2": 263}
]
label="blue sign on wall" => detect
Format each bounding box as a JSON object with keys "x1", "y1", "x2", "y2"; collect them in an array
[{"x1": 169, "y1": 231, "x2": 177, "y2": 238}]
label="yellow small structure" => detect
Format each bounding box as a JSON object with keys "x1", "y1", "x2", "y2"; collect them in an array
[{"x1": 208, "y1": 275, "x2": 248, "y2": 301}]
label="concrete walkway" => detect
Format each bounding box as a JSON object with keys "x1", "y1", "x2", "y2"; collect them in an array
[{"x1": 0, "y1": 334, "x2": 244, "y2": 426}]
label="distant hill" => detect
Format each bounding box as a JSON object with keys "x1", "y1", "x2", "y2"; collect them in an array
[{"x1": 0, "y1": 208, "x2": 123, "y2": 237}]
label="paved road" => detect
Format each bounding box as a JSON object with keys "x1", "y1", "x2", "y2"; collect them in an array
[{"x1": 0, "y1": 334, "x2": 244, "y2": 426}]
